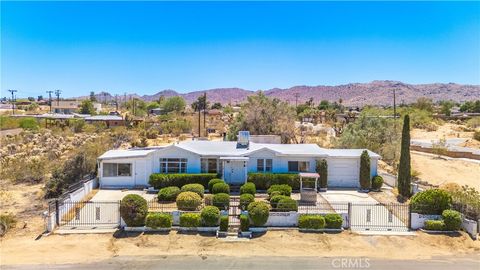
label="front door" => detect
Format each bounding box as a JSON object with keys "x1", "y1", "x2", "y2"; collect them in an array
[{"x1": 223, "y1": 160, "x2": 246, "y2": 185}]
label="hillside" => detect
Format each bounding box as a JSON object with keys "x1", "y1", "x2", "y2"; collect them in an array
[{"x1": 77, "y1": 80, "x2": 480, "y2": 106}]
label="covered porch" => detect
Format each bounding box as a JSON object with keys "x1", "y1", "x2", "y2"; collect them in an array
[{"x1": 219, "y1": 156, "x2": 249, "y2": 185}]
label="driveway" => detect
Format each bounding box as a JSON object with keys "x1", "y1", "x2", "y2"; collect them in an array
[{"x1": 320, "y1": 190, "x2": 409, "y2": 232}]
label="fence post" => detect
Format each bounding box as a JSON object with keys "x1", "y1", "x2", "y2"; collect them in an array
[
  {"x1": 347, "y1": 202, "x2": 352, "y2": 229},
  {"x1": 408, "y1": 203, "x2": 412, "y2": 230},
  {"x1": 55, "y1": 199, "x2": 60, "y2": 226},
  {"x1": 118, "y1": 200, "x2": 122, "y2": 227}
]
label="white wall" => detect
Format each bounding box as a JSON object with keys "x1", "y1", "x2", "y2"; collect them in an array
[
  {"x1": 410, "y1": 213, "x2": 442, "y2": 230},
  {"x1": 100, "y1": 156, "x2": 153, "y2": 188}
]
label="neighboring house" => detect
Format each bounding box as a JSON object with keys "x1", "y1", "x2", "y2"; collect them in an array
[
  {"x1": 93, "y1": 102, "x2": 102, "y2": 113},
  {"x1": 52, "y1": 100, "x2": 79, "y2": 114},
  {"x1": 84, "y1": 115, "x2": 125, "y2": 127},
  {"x1": 98, "y1": 132, "x2": 380, "y2": 188}
]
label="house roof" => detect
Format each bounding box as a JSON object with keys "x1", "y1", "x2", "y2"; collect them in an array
[
  {"x1": 98, "y1": 149, "x2": 156, "y2": 160},
  {"x1": 85, "y1": 115, "x2": 123, "y2": 121},
  {"x1": 323, "y1": 149, "x2": 381, "y2": 158}
]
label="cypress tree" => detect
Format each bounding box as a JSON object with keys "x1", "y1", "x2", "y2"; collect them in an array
[
  {"x1": 316, "y1": 159, "x2": 328, "y2": 189},
  {"x1": 398, "y1": 114, "x2": 411, "y2": 198},
  {"x1": 359, "y1": 150, "x2": 371, "y2": 190}
]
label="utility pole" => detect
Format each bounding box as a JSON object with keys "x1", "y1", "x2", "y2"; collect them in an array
[
  {"x1": 203, "y1": 92, "x2": 207, "y2": 137},
  {"x1": 393, "y1": 88, "x2": 397, "y2": 120},
  {"x1": 198, "y1": 101, "x2": 201, "y2": 138},
  {"x1": 294, "y1": 93, "x2": 300, "y2": 109},
  {"x1": 55, "y1": 89, "x2": 61, "y2": 107},
  {"x1": 8, "y1": 89, "x2": 17, "y2": 115},
  {"x1": 115, "y1": 95, "x2": 119, "y2": 111},
  {"x1": 46, "y1": 90, "x2": 54, "y2": 113}
]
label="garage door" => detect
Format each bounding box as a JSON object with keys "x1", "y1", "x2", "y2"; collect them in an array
[{"x1": 328, "y1": 158, "x2": 359, "y2": 188}]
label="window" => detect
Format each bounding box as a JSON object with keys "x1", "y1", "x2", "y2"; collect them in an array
[
  {"x1": 103, "y1": 163, "x2": 132, "y2": 177},
  {"x1": 201, "y1": 158, "x2": 218, "y2": 173},
  {"x1": 257, "y1": 158, "x2": 273, "y2": 172},
  {"x1": 288, "y1": 161, "x2": 309, "y2": 172},
  {"x1": 160, "y1": 158, "x2": 187, "y2": 173}
]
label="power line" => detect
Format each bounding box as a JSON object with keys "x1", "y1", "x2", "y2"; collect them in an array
[
  {"x1": 55, "y1": 89, "x2": 62, "y2": 107},
  {"x1": 8, "y1": 89, "x2": 17, "y2": 115},
  {"x1": 46, "y1": 90, "x2": 54, "y2": 113}
]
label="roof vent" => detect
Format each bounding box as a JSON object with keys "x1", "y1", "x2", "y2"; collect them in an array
[{"x1": 237, "y1": 131, "x2": 250, "y2": 149}]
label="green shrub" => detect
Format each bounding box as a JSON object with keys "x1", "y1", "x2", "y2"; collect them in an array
[
  {"x1": 149, "y1": 173, "x2": 218, "y2": 189},
  {"x1": 247, "y1": 173, "x2": 300, "y2": 190},
  {"x1": 212, "y1": 193, "x2": 230, "y2": 210},
  {"x1": 181, "y1": 183, "x2": 205, "y2": 198},
  {"x1": 269, "y1": 195, "x2": 290, "y2": 208},
  {"x1": 240, "y1": 182, "x2": 256, "y2": 195},
  {"x1": 120, "y1": 194, "x2": 148, "y2": 227},
  {"x1": 240, "y1": 214, "x2": 249, "y2": 231},
  {"x1": 157, "y1": 186, "x2": 181, "y2": 202},
  {"x1": 269, "y1": 191, "x2": 281, "y2": 199},
  {"x1": 180, "y1": 213, "x2": 201, "y2": 227},
  {"x1": 371, "y1": 176, "x2": 384, "y2": 190},
  {"x1": 267, "y1": 184, "x2": 292, "y2": 197},
  {"x1": 316, "y1": 159, "x2": 328, "y2": 189},
  {"x1": 201, "y1": 206, "x2": 220, "y2": 227},
  {"x1": 410, "y1": 189, "x2": 452, "y2": 215},
  {"x1": 276, "y1": 198, "x2": 298, "y2": 212},
  {"x1": 212, "y1": 182, "x2": 230, "y2": 194},
  {"x1": 0, "y1": 213, "x2": 17, "y2": 235},
  {"x1": 298, "y1": 215, "x2": 325, "y2": 229},
  {"x1": 220, "y1": 215, "x2": 229, "y2": 231},
  {"x1": 176, "y1": 191, "x2": 202, "y2": 211},
  {"x1": 247, "y1": 201, "x2": 270, "y2": 227},
  {"x1": 19, "y1": 117, "x2": 39, "y2": 131},
  {"x1": 442, "y1": 209, "x2": 462, "y2": 231},
  {"x1": 240, "y1": 194, "x2": 255, "y2": 210},
  {"x1": 324, "y1": 213, "x2": 343, "y2": 229},
  {"x1": 145, "y1": 213, "x2": 173, "y2": 228},
  {"x1": 424, "y1": 220, "x2": 446, "y2": 231},
  {"x1": 208, "y1": 178, "x2": 224, "y2": 192}
]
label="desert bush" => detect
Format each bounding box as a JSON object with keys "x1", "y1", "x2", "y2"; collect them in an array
[
  {"x1": 324, "y1": 213, "x2": 343, "y2": 229},
  {"x1": 276, "y1": 198, "x2": 298, "y2": 212},
  {"x1": 474, "y1": 131, "x2": 480, "y2": 142},
  {"x1": 247, "y1": 173, "x2": 300, "y2": 190},
  {"x1": 240, "y1": 214, "x2": 249, "y2": 231},
  {"x1": 267, "y1": 184, "x2": 292, "y2": 197},
  {"x1": 240, "y1": 182, "x2": 256, "y2": 195},
  {"x1": 145, "y1": 128, "x2": 159, "y2": 139},
  {"x1": 19, "y1": 117, "x2": 39, "y2": 131},
  {"x1": 157, "y1": 186, "x2": 181, "y2": 202},
  {"x1": 201, "y1": 206, "x2": 220, "y2": 227},
  {"x1": 212, "y1": 182, "x2": 230, "y2": 194},
  {"x1": 0, "y1": 213, "x2": 17, "y2": 236},
  {"x1": 71, "y1": 119, "x2": 85, "y2": 133},
  {"x1": 269, "y1": 195, "x2": 290, "y2": 208},
  {"x1": 0, "y1": 116, "x2": 20, "y2": 130},
  {"x1": 424, "y1": 220, "x2": 446, "y2": 231},
  {"x1": 466, "y1": 117, "x2": 480, "y2": 129},
  {"x1": 176, "y1": 191, "x2": 202, "y2": 211},
  {"x1": 440, "y1": 183, "x2": 461, "y2": 193},
  {"x1": 220, "y1": 215, "x2": 228, "y2": 231},
  {"x1": 181, "y1": 183, "x2": 205, "y2": 198},
  {"x1": 204, "y1": 194, "x2": 213, "y2": 206},
  {"x1": 371, "y1": 175, "x2": 384, "y2": 190},
  {"x1": 179, "y1": 213, "x2": 201, "y2": 227},
  {"x1": 120, "y1": 194, "x2": 148, "y2": 227},
  {"x1": 247, "y1": 201, "x2": 270, "y2": 227},
  {"x1": 239, "y1": 193, "x2": 255, "y2": 210},
  {"x1": 442, "y1": 209, "x2": 462, "y2": 231},
  {"x1": 298, "y1": 214, "x2": 325, "y2": 229},
  {"x1": 448, "y1": 185, "x2": 480, "y2": 220},
  {"x1": 149, "y1": 173, "x2": 218, "y2": 189},
  {"x1": 145, "y1": 213, "x2": 172, "y2": 229},
  {"x1": 212, "y1": 193, "x2": 230, "y2": 210},
  {"x1": 410, "y1": 189, "x2": 452, "y2": 215},
  {"x1": 208, "y1": 178, "x2": 224, "y2": 192}
]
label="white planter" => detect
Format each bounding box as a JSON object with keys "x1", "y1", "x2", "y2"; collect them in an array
[
  {"x1": 145, "y1": 227, "x2": 171, "y2": 232},
  {"x1": 197, "y1": 226, "x2": 219, "y2": 232},
  {"x1": 419, "y1": 228, "x2": 458, "y2": 234},
  {"x1": 299, "y1": 228, "x2": 343, "y2": 233},
  {"x1": 239, "y1": 231, "x2": 252, "y2": 238},
  {"x1": 178, "y1": 227, "x2": 198, "y2": 232},
  {"x1": 124, "y1": 226, "x2": 171, "y2": 232},
  {"x1": 249, "y1": 227, "x2": 267, "y2": 233},
  {"x1": 124, "y1": 226, "x2": 146, "y2": 232},
  {"x1": 216, "y1": 231, "x2": 228, "y2": 238}
]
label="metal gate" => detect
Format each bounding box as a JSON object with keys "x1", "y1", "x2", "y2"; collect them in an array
[
  {"x1": 228, "y1": 197, "x2": 240, "y2": 228},
  {"x1": 54, "y1": 200, "x2": 120, "y2": 229},
  {"x1": 349, "y1": 203, "x2": 410, "y2": 231}
]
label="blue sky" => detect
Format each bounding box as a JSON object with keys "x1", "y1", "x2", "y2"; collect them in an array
[{"x1": 1, "y1": 1, "x2": 479, "y2": 98}]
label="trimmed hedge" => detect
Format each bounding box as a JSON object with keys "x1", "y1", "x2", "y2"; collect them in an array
[
  {"x1": 212, "y1": 182, "x2": 230, "y2": 194},
  {"x1": 371, "y1": 176, "x2": 384, "y2": 190},
  {"x1": 181, "y1": 183, "x2": 205, "y2": 198},
  {"x1": 149, "y1": 173, "x2": 218, "y2": 189},
  {"x1": 324, "y1": 213, "x2": 343, "y2": 229},
  {"x1": 247, "y1": 173, "x2": 300, "y2": 190},
  {"x1": 176, "y1": 191, "x2": 202, "y2": 211},
  {"x1": 240, "y1": 182, "x2": 256, "y2": 195},
  {"x1": 276, "y1": 198, "x2": 298, "y2": 212},
  {"x1": 247, "y1": 201, "x2": 270, "y2": 227},
  {"x1": 201, "y1": 206, "x2": 220, "y2": 227},
  {"x1": 208, "y1": 178, "x2": 224, "y2": 192},
  {"x1": 410, "y1": 189, "x2": 452, "y2": 215},
  {"x1": 212, "y1": 193, "x2": 230, "y2": 210},
  {"x1": 120, "y1": 194, "x2": 148, "y2": 227},
  {"x1": 157, "y1": 186, "x2": 181, "y2": 202},
  {"x1": 267, "y1": 184, "x2": 292, "y2": 197},
  {"x1": 424, "y1": 220, "x2": 445, "y2": 231},
  {"x1": 442, "y1": 209, "x2": 462, "y2": 231},
  {"x1": 240, "y1": 194, "x2": 255, "y2": 210},
  {"x1": 298, "y1": 214, "x2": 325, "y2": 229},
  {"x1": 145, "y1": 213, "x2": 173, "y2": 229},
  {"x1": 180, "y1": 213, "x2": 201, "y2": 227},
  {"x1": 240, "y1": 214, "x2": 249, "y2": 231},
  {"x1": 220, "y1": 215, "x2": 229, "y2": 231},
  {"x1": 269, "y1": 195, "x2": 290, "y2": 208}
]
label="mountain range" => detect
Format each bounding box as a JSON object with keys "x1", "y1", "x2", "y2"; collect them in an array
[{"x1": 79, "y1": 80, "x2": 480, "y2": 107}]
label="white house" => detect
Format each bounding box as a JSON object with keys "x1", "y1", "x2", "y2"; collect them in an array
[{"x1": 97, "y1": 132, "x2": 381, "y2": 189}]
